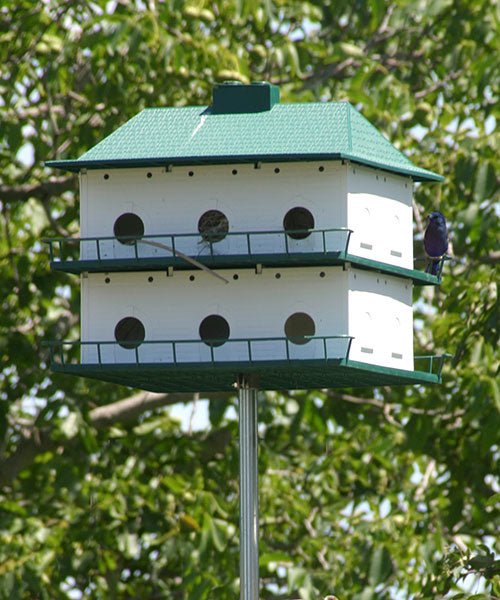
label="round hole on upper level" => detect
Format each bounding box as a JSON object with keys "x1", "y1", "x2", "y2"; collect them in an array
[
  {"x1": 274, "y1": 167, "x2": 280, "y2": 174},
  {"x1": 198, "y1": 209, "x2": 229, "y2": 243},
  {"x1": 233, "y1": 274, "x2": 239, "y2": 280},
  {"x1": 113, "y1": 213, "x2": 145, "y2": 245},
  {"x1": 189, "y1": 275, "x2": 195, "y2": 281},
  {"x1": 105, "y1": 277, "x2": 111, "y2": 284},
  {"x1": 188, "y1": 171, "x2": 194, "y2": 177},
  {"x1": 284, "y1": 312, "x2": 316, "y2": 345},
  {"x1": 319, "y1": 166, "x2": 325, "y2": 172},
  {"x1": 283, "y1": 206, "x2": 315, "y2": 240},
  {"x1": 319, "y1": 271, "x2": 326, "y2": 278},
  {"x1": 232, "y1": 169, "x2": 238, "y2": 175},
  {"x1": 199, "y1": 314, "x2": 230, "y2": 348},
  {"x1": 103, "y1": 174, "x2": 109, "y2": 180},
  {"x1": 148, "y1": 276, "x2": 154, "y2": 282},
  {"x1": 147, "y1": 172, "x2": 152, "y2": 178},
  {"x1": 114, "y1": 317, "x2": 145, "y2": 350}
]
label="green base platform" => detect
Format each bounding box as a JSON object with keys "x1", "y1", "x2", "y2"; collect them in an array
[{"x1": 51, "y1": 358, "x2": 441, "y2": 393}]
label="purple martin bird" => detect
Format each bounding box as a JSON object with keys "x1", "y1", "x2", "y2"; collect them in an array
[{"x1": 424, "y1": 211, "x2": 448, "y2": 276}]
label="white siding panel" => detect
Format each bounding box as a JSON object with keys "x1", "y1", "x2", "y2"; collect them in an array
[
  {"x1": 347, "y1": 165, "x2": 413, "y2": 268},
  {"x1": 81, "y1": 267, "x2": 350, "y2": 365},
  {"x1": 347, "y1": 269, "x2": 413, "y2": 370}
]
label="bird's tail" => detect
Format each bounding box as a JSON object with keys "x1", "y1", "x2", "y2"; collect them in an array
[{"x1": 426, "y1": 259, "x2": 441, "y2": 276}]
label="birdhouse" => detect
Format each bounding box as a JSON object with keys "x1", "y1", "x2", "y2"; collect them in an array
[{"x1": 45, "y1": 82, "x2": 446, "y2": 392}]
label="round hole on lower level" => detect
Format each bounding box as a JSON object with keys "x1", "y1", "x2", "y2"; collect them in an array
[
  {"x1": 284, "y1": 312, "x2": 316, "y2": 345},
  {"x1": 147, "y1": 172, "x2": 152, "y2": 178},
  {"x1": 274, "y1": 167, "x2": 280, "y2": 174},
  {"x1": 319, "y1": 271, "x2": 326, "y2": 278},
  {"x1": 283, "y1": 206, "x2": 315, "y2": 240},
  {"x1": 198, "y1": 209, "x2": 229, "y2": 243},
  {"x1": 148, "y1": 276, "x2": 154, "y2": 282},
  {"x1": 105, "y1": 277, "x2": 111, "y2": 284},
  {"x1": 114, "y1": 317, "x2": 145, "y2": 349},
  {"x1": 189, "y1": 275, "x2": 195, "y2": 281},
  {"x1": 199, "y1": 314, "x2": 230, "y2": 348},
  {"x1": 113, "y1": 212, "x2": 145, "y2": 245},
  {"x1": 233, "y1": 274, "x2": 239, "y2": 280},
  {"x1": 319, "y1": 166, "x2": 325, "y2": 172}
]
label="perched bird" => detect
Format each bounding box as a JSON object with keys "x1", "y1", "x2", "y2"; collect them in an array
[{"x1": 424, "y1": 211, "x2": 448, "y2": 276}]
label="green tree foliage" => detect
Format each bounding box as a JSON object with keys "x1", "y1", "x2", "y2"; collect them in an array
[{"x1": 0, "y1": 1, "x2": 498, "y2": 598}]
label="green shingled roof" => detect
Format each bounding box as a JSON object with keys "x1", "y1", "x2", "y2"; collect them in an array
[{"x1": 46, "y1": 85, "x2": 442, "y2": 182}]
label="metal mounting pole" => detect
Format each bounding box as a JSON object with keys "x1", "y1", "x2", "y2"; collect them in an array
[{"x1": 238, "y1": 377, "x2": 259, "y2": 600}]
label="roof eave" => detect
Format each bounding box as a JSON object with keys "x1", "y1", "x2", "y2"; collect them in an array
[
  {"x1": 339, "y1": 153, "x2": 444, "y2": 182},
  {"x1": 45, "y1": 154, "x2": 443, "y2": 182}
]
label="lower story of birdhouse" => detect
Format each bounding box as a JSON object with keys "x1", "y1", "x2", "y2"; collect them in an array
[
  {"x1": 46, "y1": 265, "x2": 444, "y2": 390},
  {"x1": 47, "y1": 267, "x2": 440, "y2": 391},
  {"x1": 80, "y1": 265, "x2": 414, "y2": 365}
]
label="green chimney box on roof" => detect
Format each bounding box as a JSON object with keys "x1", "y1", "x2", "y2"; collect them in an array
[
  {"x1": 46, "y1": 81, "x2": 443, "y2": 182},
  {"x1": 212, "y1": 81, "x2": 280, "y2": 114}
]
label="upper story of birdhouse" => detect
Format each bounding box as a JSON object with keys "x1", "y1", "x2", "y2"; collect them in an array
[{"x1": 46, "y1": 81, "x2": 443, "y2": 284}]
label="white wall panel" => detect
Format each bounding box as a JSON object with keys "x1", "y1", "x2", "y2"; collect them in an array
[
  {"x1": 346, "y1": 165, "x2": 413, "y2": 268},
  {"x1": 347, "y1": 269, "x2": 413, "y2": 369},
  {"x1": 80, "y1": 163, "x2": 349, "y2": 260},
  {"x1": 80, "y1": 266, "x2": 415, "y2": 371},
  {"x1": 81, "y1": 267, "x2": 349, "y2": 365},
  {"x1": 77, "y1": 161, "x2": 418, "y2": 373}
]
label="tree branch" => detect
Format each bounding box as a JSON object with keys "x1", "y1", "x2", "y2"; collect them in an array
[
  {"x1": 300, "y1": 58, "x2": 357, "y2": 89},
  {"x1": 0, "y1": 390, "x2": 230, "y2": 488},
  {"x1": 0, "y1": 176, "x2": 76, "y2": 204},
  {"x1": 478, "y1": 251, "x2": 500, "y2": 265},
  {"x1": 91, "y1": 390, "x2": 199, "y2": 429},
  {"x1": 415, "y1": 70, "x2": 461, "y2": 99},
  {"x1": 325, "y1": 390, "x2": 466, "y2": 423}
]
